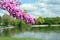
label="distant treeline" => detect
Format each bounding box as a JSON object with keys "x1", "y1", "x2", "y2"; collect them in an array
[
  {"x1": 35, "y1": 17, "x2": 60, "y2": 25},
  {"x1": 0, "y1": 14, "x2": 60, "y2": 26}
]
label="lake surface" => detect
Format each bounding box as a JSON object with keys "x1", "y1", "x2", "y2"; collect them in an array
[{"x1": 12, "y1": 32, "x2": 60, "y2": 40}]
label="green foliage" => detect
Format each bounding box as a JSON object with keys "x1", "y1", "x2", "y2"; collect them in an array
[
  {"x1": 14, "y1": 19, "x2": 24, "y2": 29},
  {"x1": 1, "y1": 14, "x2": 11, "y2": 26},
  {"x1": 0, "y1": 16, "x2": 1, "y2": 24},
  {"x1": 0, "y1": 14, "x2": 32, "y2": 31},
  {"x1": 44, "y1": 17, "x2": 60, "y2": 25},
  {"x1": 9, "y1": 18, "x2": 15, "y2": 26},
  {"x1": 36, "y1": 16, "x2": 45, "y2": 25},
  {"x1": 44, "y1": 17, "x2": 52, "y2": 25},
  {"x1": 24, "y1": 9, "x2": 27, "y2": 13}
]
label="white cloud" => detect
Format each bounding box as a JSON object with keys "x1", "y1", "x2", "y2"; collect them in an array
[
  {"x1": 20, "y1": 3, "x2": 60, "y2": 17},
  {"x1": 19, "y1": 0, "x2": 60, "y2": 18},
  {"x1": 0, "y1": 13, "x2": 9, "y2": 16},
  {"x1": 0, "y1": 13, "x2": 4, "y2": 16},
  {"x1": 0, "y1": 0, "x2": 60, "y2": 18},
  {"x1": 0, "y1": 9, "x2": 9, "y2": 16},
  {"x1": 42, "y1": 8, "x2": 59, "y2": 17},
  {"x1": 20, "y1": 4, "x2": 37, "y2": 10}
]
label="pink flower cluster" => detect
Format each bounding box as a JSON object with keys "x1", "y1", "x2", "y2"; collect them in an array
[{"x1": 0, "y1": 0, "x2": 35, "y2": 24}]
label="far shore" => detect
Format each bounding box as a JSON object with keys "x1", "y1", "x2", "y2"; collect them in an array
[{"x1": 32, "y1": 25, "x2": 60, "y2": 27}]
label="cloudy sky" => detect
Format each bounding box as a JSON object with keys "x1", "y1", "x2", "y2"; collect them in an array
[{"x1": 0, "y1": 0, "x2": 60, "y2": 18}]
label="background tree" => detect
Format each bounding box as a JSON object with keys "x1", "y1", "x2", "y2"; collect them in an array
[
  {"x1": 24, "y1": 10, "x2": 27, "y2": 13},
  {"x1": 44, "y1": 17, "x2": 52, "y2": 25},
  {"x1": 0, "y1": 16, "x2": 1, "y2": 25},
  {"x1": 1, "y1": 14, "x2": 11, "y2": 26},
  {"x1": 36, "y1": 16, "x2": 45, "y2": 25}
]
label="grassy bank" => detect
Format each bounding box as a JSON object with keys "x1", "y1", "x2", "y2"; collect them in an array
[{"x1": 0, "y1": 37, "x2": 40, "y2": 40}]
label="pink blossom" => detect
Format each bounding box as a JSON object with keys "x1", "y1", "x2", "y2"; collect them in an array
[{"x1": 0, "y1": 0, "x2": 35, "y2": 24}]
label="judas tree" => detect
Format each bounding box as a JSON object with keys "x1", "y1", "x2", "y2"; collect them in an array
[{"x1": 0, "y1": 0, "x2": 35, "y2": 24}]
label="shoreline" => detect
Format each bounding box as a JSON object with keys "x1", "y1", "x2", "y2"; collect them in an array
[{"x1": 32, "y1": 25, "x2": 60, "y2": 27}]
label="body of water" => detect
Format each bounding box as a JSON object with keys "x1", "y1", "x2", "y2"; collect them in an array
[{"x1": 12, "y1": 32, "x2": 60, "y2": 40}]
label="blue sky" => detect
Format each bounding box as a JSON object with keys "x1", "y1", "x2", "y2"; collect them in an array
[{"x1": 0, "y1": 0, "x2": 60, "y2": 18}]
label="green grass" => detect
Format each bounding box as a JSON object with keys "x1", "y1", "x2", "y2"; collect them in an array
[{"x1": 0, "y1": 37, "x2": 40, "y2": 40}]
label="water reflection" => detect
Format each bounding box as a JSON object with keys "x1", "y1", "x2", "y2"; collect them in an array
[{"x1": 12, "y1": 32, "x2": 60, "y2": 40}]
